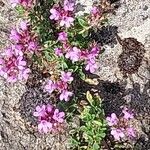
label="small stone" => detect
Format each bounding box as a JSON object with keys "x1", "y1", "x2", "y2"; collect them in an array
[{"x1": 143, "y1": 5, "x2": 148, "y2": 11}]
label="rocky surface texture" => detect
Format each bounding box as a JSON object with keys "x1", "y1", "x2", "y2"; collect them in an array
[{"x1": 0, "y1": 0, "x2": 150, "y2": 149}]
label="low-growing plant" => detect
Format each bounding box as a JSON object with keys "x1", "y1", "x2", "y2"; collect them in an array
[
  {"x1": 69, "y1": 91, "x2": 107, "y2": 150},
  {"x1": 0, "y1": 0, "x2": 139, "y2": 149}
]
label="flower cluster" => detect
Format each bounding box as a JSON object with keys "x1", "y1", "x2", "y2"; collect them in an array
[
  {"x1": 49, "y1": 1, "x2": 100, "y2": 73},
  {"x1": 0, "y1": 46, "x2": 30, "y2": 83},
  {"x1": 50, "y1": 0, "x2": 75, "y2": 28},
  {"x1": 0, "y1": 20, "x2": 38, "y2": 82},
  {"x1": 9, "y1": 20, "x2": 38, "y2": 54},
  {"x1": 55, "y1": 31, "x2": 100, "y2": 73},
  {"x1": 10, "y1": 0, "x2": 33, "y2": 7},
  {"x1": 45, "y1": 71, "x2": 73, "y2": 101},
  {"x1": 89, "y1": 6, "x2": 102, "y2": 27},
  {"x1": 33, "y1": 104, "x2": 65, "y2": 133},
  {"x1": 106, "y1": 107, "x2": 136, "y2": 141}
]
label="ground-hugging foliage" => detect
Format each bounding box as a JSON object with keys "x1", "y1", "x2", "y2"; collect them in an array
[{"x1": 0, "y1": 0, "x2": 140, "y2": 149}]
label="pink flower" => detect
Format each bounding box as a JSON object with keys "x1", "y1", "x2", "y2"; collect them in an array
[
  {"x1": 45, "y1": 80, "x2": 56, "y2": 94},
  {"x1": 27, "y1": 41, "x2": 38, "y2": 52},
  {"x1": 59, "y1": 90, "x2": 73, "y2": 101},
  {"x1": 56, "y1": 80, "x2": 68, "y2": 91},
  {"x1": 11, "y1": 44, "x2": 23, "y2": 56},
  {"x1": 17, "y1": 56, "x2": 27, "y2": 69},
  {"x1": 21, "y1": 0, "x2": 32, "y2": 7},
  {"x1": 65, "y1": 47, "x2": 81, "y2": 62},
  {"x1": 58, "y1": 32, "x2": 68, "y2": 42},
  {"x1": 60, "y1": 71, "x2": 73, "y2": 83},
  {"x1": 0, "y1": 46, "x2": 30, "y2": 83},
  {"x1": 111, "y1": 128, "x2": 125, "y2": 141},
  {"x1": 85, "y1": 59, "x2": 98, "y2": 73},
  {"x1": 33, "y1": 105, "x2": 47, "y2": 117},
  {"x1": 80, "y1": 50, "x2": 89, "y2": 60},
  {"x1": 91, "y1": 6, "x2": 101, "y2": 16},
  {"x1": 34, "y1": 104, "x2": 65, "y2": 134},
  {"x1": 85, "y1": 46, "x2": 100, "y2": 61},
  {"x1": 9, "y1": 29, "x2": 21, "y2": 42},
  {"x1": 10, "y1": 0, "x2": 20, "y2": 7},
  {"x1": 10, "y1": 0, "x2": 32, "y2": 7},
  {"x1": 18, "y1": 68, "x2": 30, "y2": 80},
  {"x1": 50, "y1": 8, "x2": 60, "y2": 20},
  {"x1": 20, "y1": 20, "x2": 28, "y2": 31},
  {"x1": 122, "y1": 108, "x2": 134, "y2": 120},
  {"x1": 46, "y1": 104, "x2": 53, "y2": 113},
  {"x1": 64, "y1": 0, "x2": 74, "y2": 11},
  {"x1": 54, "y1": 48, "x2": 63, "y2": 57},
  {"x1": 106, "y1": 113, "x2": 119, "y2": 126},
  {"x1": 60, "y1": 16, "x2": 74, "y2": 28},
  {"x1": 38, "y1": 120, "x2": 52, "y2": 133},
  {"x1": 9, "y1": 21, "x2": 39, "y2": 55},
  {"x1": 53, "y1": 109, "x2": 65, "y2": 123},
  {"x1": 126, "y1": 127, "x2": 136, "y2": 138},
  {"x1": 7, "y1": 75, "x2": 17, "y2": 83},
  {"x1": 90, "y1": 46, "x2": 100, "y2": 57},
  {"x1": 49, "y1": 2, "x2": 74, "y2": 28}
]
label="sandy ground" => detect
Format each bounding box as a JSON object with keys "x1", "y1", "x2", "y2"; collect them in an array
[{"x1": 0, "y1": 0, "x2": 150, "y2": 149}]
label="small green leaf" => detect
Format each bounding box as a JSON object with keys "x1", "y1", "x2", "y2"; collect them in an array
[
  {"x1": 15, "y1": 5, "x2": 25, "y2": 15},
  {"x1": 77, "y1": 17, "x2": 88, "y2": 27},
  {"x1": 100, "y1": 132, "x2": 106, "y2": 138},
  {"x1": 78, "y1": 69, "x2": 85, "y2": 80},
  {"x1": 86, "y1": 91, "x2": 93, "y2": 105},
  {"x1": 82, "y1": 30, "x2": 89, "y2": 38},
  {"x1": 93, "y1": 143, "x2": 100, "y2": 150},
  {"x1": 93, "y1": 120, "x2": 102, "y2": 126},
  {"x1": 69, "y1": 138, "x2": 79, "y2": 147},
  {"x1": 80, "y1": 126, "x2": 87, "y2": 131}
]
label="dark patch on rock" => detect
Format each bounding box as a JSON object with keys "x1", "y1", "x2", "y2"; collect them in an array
[
  {"x1": 19, "y1": 64, "x2": 53, "y2": 125},
  {"x1": 117, "y1": 36, "x2": 146, "y2": 77},
  {"x1": 143, "y1": 5, "x2": 148, "y2": 11},
  {"x1": 109, "y1": 0, "x2": 120, "y2": 4},
  {"x1": 90, "y1": 25, "x2": 118, "y2": 48},
  {"x1": 125, "y1": 81, "x2": 150, "y2": 116},
  {"x1": 94, "y1": 80, "x2": 127, "y2": 115},
  {"x1": 134, "y1": 136, "x2": 150, "y2": 150}
]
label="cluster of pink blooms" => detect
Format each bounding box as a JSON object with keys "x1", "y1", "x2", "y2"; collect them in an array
[
  {"x1": 10, "y1": 0, "x2": 32, "y2": 7},
  {"x1": 90, "y1": 6, "x2": 101, "y2": 18},
  {"x1": 89, "y1": 6, "x2": 102, "y2": 27},
  {"x1": 45, "y1": 71, "x2": 73, "y2": 101},
  {"x1": 55, "y1": 31, "x2": 100, "y2": 73},
  {"x1": 9, "y1": 20, "x2": 38, "y2": 54},
  {"x1": 0, "y1": 20, "x2": 38, "y2": 82},
  {"x1": 106, "y1": 107, "x2": 136, "y2": 141},
  {"x1": 0, "y1": 46, "x2": 30, "y2": 83},
  {"x1": 33, "y1": 104, "x2": 65, "y2": 133},
  {"x1": 49, "y1": 0, "x2": 75, "y2": 28}
]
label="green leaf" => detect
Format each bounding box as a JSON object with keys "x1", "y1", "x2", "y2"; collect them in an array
[
  {"x1": 78, "y1": 69, "x2": 85, "y2": 80},
  {"x1": 15, "y1": 5, "x2": 25, "y2": 15},
  {"x1": 100, "y1": 132, "x2": 106, "y2": 138},
  {"x1": 82, "y1": 30, "x2": 89, "y2": 38},
  {"x1": 77, "y1": 17, "x2": 89, "y2": 28},
  {"x1": 93, "y1": 143, "x2": 100, "y2": 150},
  {"x1": 93, "y1": 120, "x2": 102, "y2": 126},
  {"x1": 80, "y1": 126, "x2": 87, "y2": 131},
  {"x1": 73, "y1": 65, "x2": 79, "y2": 72},
  {"x1": 69, "y1": 138, "x2": 79, "y2": 147},
  {"x1": 86, "y1": 91, "x2": 93, "y2": 105}
]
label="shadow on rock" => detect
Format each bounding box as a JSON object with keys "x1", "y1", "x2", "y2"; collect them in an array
[
  {"x1": 19, "y1": 65, "x2": 52, "y2": 125},
  {"x1": 124, "y1": 81, "x2": 150, "y2": 116},
  {"x1": 90, "y1": 25, "x2": 118, "y2": 48}
]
